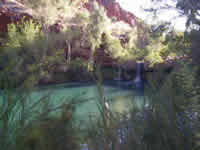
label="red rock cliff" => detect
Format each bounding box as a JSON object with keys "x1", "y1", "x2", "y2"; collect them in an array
[
  {"x1": 0, "y1": 1, "x2": 33, "y2": 32},
  {"x1": 84, "y1": 0, "x2": 137, "y2": 27}
]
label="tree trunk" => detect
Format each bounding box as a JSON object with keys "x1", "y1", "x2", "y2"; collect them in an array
[{"x1": 66, "y1": 40, "x2": 71, "y2": 65}]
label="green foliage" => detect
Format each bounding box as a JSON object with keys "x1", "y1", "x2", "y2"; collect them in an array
[
  {"x1": 102, "y1": 33, "x2": 126, "y2": 60},
  {"x1": 176, "y1": 0, "x2": 200, "y2": 28},
  {"x1": 2, "y1": 0, "x2": 200, "y2": 149},
  {"x1": 185, "y1": 29, "x2": 200, "y2": 64},
  {"x1": 150, "y1": 0, "x2": 200, "y2": 30},
  {"x1": 1, "y1": 19, "x2": 67, "y2": 87},
  {"x1": 123, "y1": 28, "x2": 164, "y2": 65},
  {"x1": 17, "y1": 103, "x2": 79, "y2": 150},
  {"x1": 86, "y1": 69, "x2": 200, "y2": 150},
  {"x1": 0, "y1": 82, "x2": 79, "y2": 150},
  {"x1": 162, "y1": 31, "x2": 191, "y2": 57},
  {"x1": 71, "y1": 11, "x2": 90, "y2": 26},
  {"x1": 123, "y1": 30, "x2": 143, "y2": 60},
  {"x1": 125, "y1": 29, "x2": 138, "y2": 50},
  {"x1": 1, "y1": 19, "x2": 42, "y2": 87},
  {"x1": 68, "y1": 59, "x2": 88, "y2": 72},
  {"x1": 169, "y1": 62, "x2": 200, "y2": 110},
  {"x1": 85, "y1": 1, "x2": 111, "y2": 66},
  {"x1": 137, "y1": 68, "x2": 199, "y2": 150},
  {"x1": 144, "y1": 36, "x2": 164, "y2": 66},
  {"x1": 24, "y1": 0, "x2": 75, "y2": 26}
]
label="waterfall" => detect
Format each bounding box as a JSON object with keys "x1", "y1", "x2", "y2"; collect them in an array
[
  {"x1": 117, "y1": 67, "x2": 121, "y2": 80},
  {"x1": 133, "y1": 62, "x2": 143, "y2": 83},
  {"x1": 134, "y1": 62, "x2": 145, "y2": 109},
  {"x1": 114, "y1": 64, "x2": 122, "y2": 81}
]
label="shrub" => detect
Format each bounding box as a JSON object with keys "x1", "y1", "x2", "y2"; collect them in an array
[
  {"x1": 0, "y1": 75, "x2": 80, "y2": 150},
  {"x1": 17, "y1": 103, "x2": 80, "y2": 150},
  {"x1": 84, "y1": 1, "x2": 111, "y2": 68},
  {"x1": 24, "y1": 0, "x2": 75, "y2": 26},
  {"x1": 85, "y1": 64, "x2": 200, "y2": 150},
  {"x1": 2, "y1": 19, "x2": 67, "y2": 87},
  {"x1": 102, "y1": 33, "x2": 126, "y2": 60},
  {"x1": 1, "y1": 19, "x2": 42, "y2": 87}
]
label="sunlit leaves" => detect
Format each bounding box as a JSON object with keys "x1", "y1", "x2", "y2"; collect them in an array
[
  {"x1": 84, "y1": 1, "x2": 111, "y2": 68},
  {"x1": 24, "y1": 0, "x2": 77, "y2": 26},
  {"x1": 104, "y1": 35, "x2": 125, "y2": 59},
  {"x1": 1, "y1": 19, "x2": 68, "y2": 87},
  {"x1": 18, "y1": 19, "x2": 41, "y2": 43}
]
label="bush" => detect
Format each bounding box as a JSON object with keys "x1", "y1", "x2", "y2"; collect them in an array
[
  {"x1": 1, "y1": 19, "x2": 68, "y2": 87},
  {"x1": 0, "y1": 76, "x2": 80, "y2": 150},
  {"x1": 16, "y1": 104, "x2": 80, "y2": 150},
  {"x1": 102, "y1": 33, "x2": 126, "y2": 60},
  {"x1": 1, "y1": 19, "x2": 42, "y2": 87},
  {"x1": 85, "y1": 64, "x2": 200, "y2": 150}
]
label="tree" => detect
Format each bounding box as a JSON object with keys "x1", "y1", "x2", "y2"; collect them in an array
[
  {"x1": 84, "y1": 1, "x2": 111, "y2": 70},
  {"x1": 1, "y1": 19, "x2": 67, "y2": 88},
  {"x1": 176, "y1": 0, "x2": 200, "y2": 28},
  {"x1": 150, "y1": 0, "x2": 200, "y2": 30},
  {"x1": 146, "y1": 0, "x2": 200, "y2": 65}
]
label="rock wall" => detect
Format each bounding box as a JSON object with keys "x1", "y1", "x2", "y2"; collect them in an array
[
  {"x1": 0, "y1": 0, "x2": 138, "y2": 33},
  {"x1": 0, "y1": 1, "x2": 33, "y2": 32},
  {"x1": 84, "y1": 0, "x2": 137, "y2": 27}
]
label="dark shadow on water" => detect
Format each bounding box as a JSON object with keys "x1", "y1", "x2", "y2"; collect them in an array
[
  {"x1": 37, "y1": 81, "x2": 95, "y2": 91},
  {"x1": 32, "y1": 80, "x2": 145, "y2": 98}
]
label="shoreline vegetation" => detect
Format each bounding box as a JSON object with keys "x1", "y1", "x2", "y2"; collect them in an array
[{"x1": 0, "y1": 0, "x2": 200, "y2": 149}]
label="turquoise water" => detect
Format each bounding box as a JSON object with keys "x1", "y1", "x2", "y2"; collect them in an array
[{"x1": 0, "y1": 82, "x2": 147, "y2": 126}]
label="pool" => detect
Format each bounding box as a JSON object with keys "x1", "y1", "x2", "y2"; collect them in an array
[{"x1": 0, "y1": 81, "x2": 147, "y2": 127}]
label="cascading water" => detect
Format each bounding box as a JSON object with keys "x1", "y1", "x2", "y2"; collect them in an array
[
  {"x1": 133, "y1": 62, "x2": 143, "y2": 83},
  {"x1": 133, "y1": 61, "x2": 146, "y2": 109},
  {"x1": 114, "y1": 64, "x2": 122, "y2": 81},
  {"x1": 122, "y1": 61, "x2": 144, "y2": 88}
]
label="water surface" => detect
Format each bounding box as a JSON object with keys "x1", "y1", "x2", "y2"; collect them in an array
[{"x1": 0, "y1": 81, "x2": 147, "y2": 127}]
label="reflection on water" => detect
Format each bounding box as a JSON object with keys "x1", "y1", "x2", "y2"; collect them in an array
[
  {"x1": 111, "y1": 95, "x2": 148, "y2": 114},
  {"x1": 112, "y1": 95, "x2": 133, "y2": 114}
]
